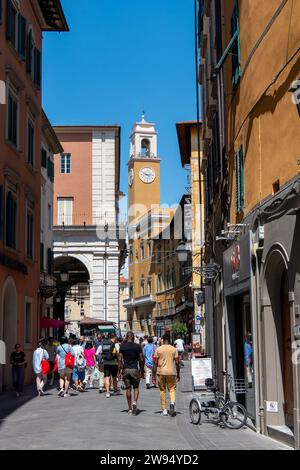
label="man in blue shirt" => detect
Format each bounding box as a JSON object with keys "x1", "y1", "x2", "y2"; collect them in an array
[{"x1": 143, "y1": 337, "x2": 156, "y2": 389}]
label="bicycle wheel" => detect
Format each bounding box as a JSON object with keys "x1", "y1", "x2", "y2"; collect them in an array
[
  {"x1": 189, "y1": 398, "x2": 201, "y2": 425},
  {"x1": 221, "y1": 402, "x2": 247, "y2": 430}
]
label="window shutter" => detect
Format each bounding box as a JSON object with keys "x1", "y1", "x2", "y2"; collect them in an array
[
  {"x1": 239, "y1": 146, "x2": 245, "y2": 209},
  {"x1": 0, "y1": 0, "x2": 3, "y2": 24},
  {"x1": 51, "y1": 161, "x2": 54, "y2": 182},
  {"x1": 0, "y1": 186, "x2": 3, "y2": 240},
  {"x1": 6, "y1": 0, "x2": 12, "y2": 41},
  {"x1": 231, "y1": 1, "x2": 241, "y2": 87},
  {"x1": 47, "y1": 156, "x2": 51, "y2": 179},
  {"x1": 47, "y1": 248, "x2": 53, "y2": 275},
  {"x1": 18, "y1": 13, "x2": 26, "y2": 60},
  {"x1": 40, "y1": 243, "x2": 44, "y2": 271},
  {"x1": 26, "y1": 29, "x2": 33, "y2": 74},
  {"x1": 235, "y1": 151, "x2": 240, "y2": 213},
  {"x1": 33, "y1": 48, "x2": 41, "y2": 88},
  {"x1": 41, "y1": 149, "x2": 47, "y2": 168}
]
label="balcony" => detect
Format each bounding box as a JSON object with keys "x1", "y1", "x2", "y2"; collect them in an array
[
  {"x1": 123, "y1": 294, "x2": 156, "y2": 309},
  {"x1": 130, "y1": 153, "x2": 159, "y2": 160},
  {"x1": 55, "y1": 213, "x2": 117, "y2": 227}
]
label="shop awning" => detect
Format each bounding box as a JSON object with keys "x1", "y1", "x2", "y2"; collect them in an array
[{"x1": 40, "y1": 317, "x2": 70, "y2": 328}]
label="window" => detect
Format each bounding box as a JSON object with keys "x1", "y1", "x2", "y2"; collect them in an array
[
  {"x1": 41, "y1": 148, "x2": 47, "y2": 168},
  {"x1": 33, "y1": 47, "x2": 41, "y2": 88},
  {"x1": 147, "y1": 276, "x2": 152, "y2": 294},
  {"x1": 0, "y1": 186, "x2": 3, "y2": 241},
  {"x1": 17, "y1": 12, "x2": 26, "y2": 60},
  {"x1": 40, "y1": 242, "x2": 44, "y2": 271},
  {"x1": 26, "y1": 209, "x2": 34, "y2": 259},
  {"x1": 7, "y1": 89, "x2": 18, "y2": 147},
  {"x1": 47, "y1": 157, "x2": 54, "y2": 182},
  {"x1": 157, "y1": 273, "x2": 163, "y2": 292},
  {"x1": 47, "y1": 248, "x2": 53, "y2": 275},
  {"x1": 48, "y1": 204, "x2": 52, "y2": 229},
  {"x1": 57, "y1": 197, "x2": 73, "y2": 225},
  {"x1": 157, "y1": 245, "x2": 162, "y2": 264},
  {"x1": 165, "y1": 271, "x2": 170, "y2": 290},
  {"x1": 129, "y1": 246, "x2": 133, "y2": 264},
  {"x1": 26, "y1": 28, "x2": 33, "y2": 75},
  {"x1": 141, "y1": 139, "x2": 150, "y2": 158},
  {"x1": 60, "y1": 153, "x2": 71, "y2": 174},
  {"x1": 171, "y1": 268, "x2": 176, "y2": 288},
  {"x1": 235, "y1": 145, "x2": 244, "y2": 214},
  {"x1": 140, "y1": 241, "x2": 145, "y2": 259},
  {"x1": 141, "y1": 277, "x2": 145, "y2": 296},
  {"x1": 129, "y1": 281, "x2": 134, "y2": 299},
  {"x1": 6, "y1": 191, "x2": 17, "y2": 249},
  {"x1": 27, "y1": 118, "x2": 35, "y2": 166},
  {"x1": 6, "y1": 0, "x2": 17, "y2": 48},
  {"x1": 231, "y1": 1, "x2": 241, "y2": 87},
  {"x1": 147, "y1": 239, "x2": 152, "y2": 257},
  {"x1": 25, "y1": 301, "x2": 32, "y2": 345}
]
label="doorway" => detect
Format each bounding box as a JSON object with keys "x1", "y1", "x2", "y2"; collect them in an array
[{"x1": 0, "y1": 277, "x2": 17, "y2": 391}]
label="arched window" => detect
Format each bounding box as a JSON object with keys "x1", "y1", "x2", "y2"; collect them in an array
[{"x1": 141, "y1": 139, "x2": 150, "y2": 158}]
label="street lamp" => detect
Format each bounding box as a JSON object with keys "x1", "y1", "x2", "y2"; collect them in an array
[{"x1": 176, "y1": 241, "x2": 190, "y2": 263}]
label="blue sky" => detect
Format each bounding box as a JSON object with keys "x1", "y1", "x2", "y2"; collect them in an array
[{"x1": 42, "y1": 0, "x2": 196, "y2": 206}]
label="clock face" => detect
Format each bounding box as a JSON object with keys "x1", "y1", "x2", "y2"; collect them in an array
[
  {"x1": 139, "y1": 167, "x2": 156, "y2": 184},
  {"x1": 128, "y1": 169, "x2": 134, "y2": 187}
]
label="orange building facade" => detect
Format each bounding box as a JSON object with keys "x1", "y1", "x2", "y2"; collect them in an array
[{"x1": 0, "y1": 0, "x2": 68, "y2": 390}]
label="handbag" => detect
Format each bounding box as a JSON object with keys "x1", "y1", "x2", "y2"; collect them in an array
[
  {"x1": 41, "y1": 359, "x2": 50, "y2": 375},
  {"x1": 62, "y1": 345, "x2": 75, "y2": 369},
  {"x1": 92, "y1": 367, "x2": 100, "y2": 381}
]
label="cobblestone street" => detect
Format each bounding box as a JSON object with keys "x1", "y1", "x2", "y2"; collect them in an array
[{"x1": 0, "y1": 363, "x2": 291, "y2": 451}]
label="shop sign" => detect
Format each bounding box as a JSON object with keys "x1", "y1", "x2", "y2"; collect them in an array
[
  {"x1": 266, "y1": 401, "x2": 279, "y2": 413},
  {"x1": 231, "y1": 245, "x2": 241, "y2": 280},
  {"x1": 191, "y1": 357, "x2": 212, "y2": 389}
]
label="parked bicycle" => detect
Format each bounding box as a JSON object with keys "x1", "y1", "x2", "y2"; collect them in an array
[{"x1": 189, "y1": 370, "x2": 248, "y2": 430}]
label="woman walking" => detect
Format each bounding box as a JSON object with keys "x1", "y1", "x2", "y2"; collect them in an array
[
  {"x1": 84, "y1": 342, "x2": 96, "y2": 389},
  {"x1": 32, "y1": 340, "x2": 49, "y2": 396},
  {"x1": 10, "y1": 344, "x2": 26, "y2": 397},
  {"x1": 56, "y1": 337, "x2": 75, "y2": 397}
]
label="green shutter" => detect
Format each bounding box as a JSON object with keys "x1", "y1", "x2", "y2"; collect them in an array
[
  {"x1": 231, "y1": 1, "x2": 241, "y2": 87},
  {"x1": 18, "y1": 13, "x2": 26, "y2": 60},
  {"x1": 235, "y1": 145, "x2": 244, "y2": 213}
]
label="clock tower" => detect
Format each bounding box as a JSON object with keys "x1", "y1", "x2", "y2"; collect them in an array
[{"x1": 128, "y1": 114, "x2": 161, "y2": 224}]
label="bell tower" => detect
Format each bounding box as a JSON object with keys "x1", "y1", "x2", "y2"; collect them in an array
[{"x1": 128, "y1": 114, "x2": 161, "y2": 224}]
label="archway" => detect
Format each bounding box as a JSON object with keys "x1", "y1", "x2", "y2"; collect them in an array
[
  {"x1": 141, "y1": 139, "x2": 150, "y2": 158},
  {"x1": 53, "y1": 256, "x2": 91, "y2": 338},
  {"x1": 0, "y1": 277, "x2": 17, "y2": 390},
  {"x1": 262, "y1": 247, "x2": 294, "y2": 429}
]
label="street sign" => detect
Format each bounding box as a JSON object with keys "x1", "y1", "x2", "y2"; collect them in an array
[{"x1": 196, "y1": 314, "x2": 201, "y2": 321}]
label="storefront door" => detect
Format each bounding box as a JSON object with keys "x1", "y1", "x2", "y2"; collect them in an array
[{"x1": 281, "y1": 273, "x2": 294, "y2": 428}]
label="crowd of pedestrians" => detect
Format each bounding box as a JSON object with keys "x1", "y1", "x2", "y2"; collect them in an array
[{"x1": 10, "y1": 332, "x2": 185, "y2": 417}]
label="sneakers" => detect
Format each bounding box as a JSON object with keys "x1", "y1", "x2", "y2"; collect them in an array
[
  {"x1": 58, "y1": 389, "x2": 64, "y2": 397},
  {"x1": 132, "y1": 402, "x2": 137, "y2": 416},
  {"x1": 38, "y1": 390, "x2": 45, "y2": 397},
  {"x1": 169, "y1": 403, "x2": 175, "y2": 417},
  {"x1": 161, "y1": 409, "x2": 168, "y2": 417},
  {"x1": 99, "y1": 388, "x2": 103, "y2": 394},
  {"x1": 146, "y1": 384, "x2": 151, "y2": 389},
  {"x1": 128, "y1": 409, "x2": 133, "y2": 415},
  {"x1": 106, "y1": 392, "x2": 110, "y2": 398},
  {"x1": 63, "y1": 393, "x2": 70, "y2": 398}
]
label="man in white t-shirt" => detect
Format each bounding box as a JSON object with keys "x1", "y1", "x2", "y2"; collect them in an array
[{"x1": 174, "y1": 335, "x2": 185, "y2": 367}]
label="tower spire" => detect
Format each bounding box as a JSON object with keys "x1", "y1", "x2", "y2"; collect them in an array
[{"x1": 141, "y1": 107, "x2": 145, "y2": 122}]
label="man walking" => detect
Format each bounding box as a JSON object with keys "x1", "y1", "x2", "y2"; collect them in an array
[
  {"x1": 102, "y1": 334, "x2": 119, "y2": 397},
  {"x1": 118, "y1": 331, "x2": 144, "y2": 415},
  {"x1": 143, "y1": 336, "x2": 156, "y2": 389},
  {"x1": 174, "y1": 335, "x2": 185, "y2": 367},
  {"x1": 153, "y1": 334, "x2": 180, "y2": 417}
]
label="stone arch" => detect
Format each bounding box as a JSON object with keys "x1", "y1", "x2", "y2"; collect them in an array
[{"x1": 54, "y1": 253, "x2": 93, "y2": 281}]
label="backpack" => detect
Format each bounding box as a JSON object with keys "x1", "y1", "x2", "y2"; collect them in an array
[
  {"x1": 62, "y1": 345, "x2": 75, "y2": 369},
  {"x1": 76, "y1": 353, "x2": 86, "y2": 371},
  {"x1": 102, "y1": 340, "x2": 116, "y2": 362}
]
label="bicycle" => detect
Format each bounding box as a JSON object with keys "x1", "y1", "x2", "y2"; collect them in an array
[{"x1": 189, "y1": 370, "x2": 248, "y2": 430}]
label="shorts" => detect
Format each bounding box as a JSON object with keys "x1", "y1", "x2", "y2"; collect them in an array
[
  {"x1": 72, "y1": 366, "x2": 85, "y2": 382},
  {"x1": 123, "y1": 369, "x2": 140, "y2": 389},
  {"x1": 58, "y1": 368, "x2": 73, "y2": 377},
  {"x1": 104, "y1": 364, "x2": 118, "y2": 378}
]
